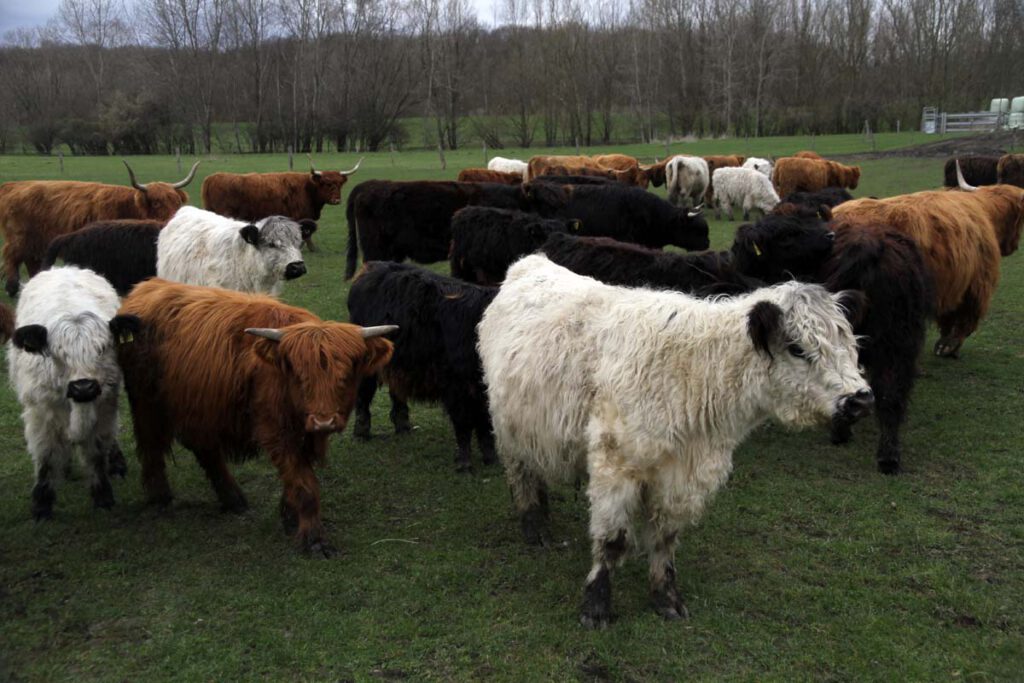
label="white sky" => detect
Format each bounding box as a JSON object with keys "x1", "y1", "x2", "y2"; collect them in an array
[{"x1": 0, "y1": 0, "x2": 499, "y2": 36}]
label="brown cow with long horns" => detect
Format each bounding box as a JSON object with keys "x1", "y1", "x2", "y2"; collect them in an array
[
  {"x1": 117, "y1": 279, "x2": 396, "y2": 556},
  {"x1": 201, "y1": 156, "x2": 362, "y2": 251},
  {"x1": 0, "y1": 160, "x2": 198, "y2": 297}
]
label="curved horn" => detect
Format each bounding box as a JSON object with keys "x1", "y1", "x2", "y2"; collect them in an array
[
  {"x1": 340, "y1": 157, "x2": 364, "y2": 176},
  {"x1": 360, "y1": 324, "x2": 398, "y2": 339},
  {"x1": 245, "y1": 328, "x2": 284, "y2": 342},
  {"x1": 307, "y1": 153, "x2": 321, "y2": 177},
  {"x1": 123, "y1": 160, "x2": 149, "y2": 191},
  {"x1": 172, "y1": 161, "x2": 201, "y2": 189},
  {"x1": 955, "y1": 160, "x2": 978, "y2": 192},
  {"x1": 687, "y1": 203, "x2": 704, "y2": 217}
]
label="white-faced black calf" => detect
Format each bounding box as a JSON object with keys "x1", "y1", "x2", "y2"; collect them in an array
[
  {"x1": 347, "y1": 261, "x2": 498, "y2": 471},
  {"x1": 732, "y1": 212, "x2": 933, "y2": 474},
  {"x1": 42, "y1": 219, "x2": 164, "y2": 296},
  {"x1": 541, "y1": 232, "x2": 761, "y2": 296},
  {"x1": 449, "y1": 207, "x2": 579, "y2": 286}
]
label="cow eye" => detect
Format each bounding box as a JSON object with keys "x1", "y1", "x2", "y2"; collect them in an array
[{"x1": 788, "y1": 343, "x2": 807, "y2": 359}]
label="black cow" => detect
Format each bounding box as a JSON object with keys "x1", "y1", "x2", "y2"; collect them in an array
[
  {"x1": 41, "y1": 219, "x2": 164, "y2": 295},
  {"x1": 347, "y1": 261, "x2": 498, "y2": 472},
  {"x1": 943, "y1": 155, "x2": 999, "y2": 188},
  {"x1": 525, "y1": 181, "x2": 710, "y2": 251},
  {"x1": 779, "y1": 187, "x2": 854, "y2": 216},
  {"x1": 450, "y1": 207, "x2": 579, "y2": 286},
  {"x1": 541, "y1": 233, "x2": 760, "y2": 295},
  {"x1": 344, "y1": 180, "x2": 528, "y2": 279},
  {"x1": 733, "y1": 212, "x2": 933, "y2": 475},
  {"x1": 530, "y1": 174, "x2": 617, "y2": 186}
]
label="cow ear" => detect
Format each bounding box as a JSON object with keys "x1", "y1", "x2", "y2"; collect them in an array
[
  {"x1": 747, "y1": 301, "x2": 783, "y2": 359},
  {"x1": 239, "y1": 224, "x2": 260, "y2": 246},
  {"x1": 817, "y1": 204, "x2": 833, "y2": 221},
  {"x1": 109, "y1": 314, "x2": 141, "y2": 345},
  {"x1": 298, "y1": 219, "x2": 318, "y2": 240},
  {"x1": 361, "y1": 337, "x2": 394, "y2": 375},
  {"x1": 12, "y1": 324, "x2": 48, "y2": 354},
  {"x1": 250, "y1": 338, "x2": 280, "y2": 365},
  {"x1": 834, "y1": 290, "x2": 867, "y2": 327}
]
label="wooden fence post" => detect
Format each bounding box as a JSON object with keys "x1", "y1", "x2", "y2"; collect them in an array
[{"x1": 288, "y1": 145, "x2": 293, "y2": 170}]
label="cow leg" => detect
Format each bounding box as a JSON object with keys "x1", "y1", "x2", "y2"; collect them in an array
[
  {"x1": 870, "y1": 354, "x2": 916, "y2": 475},
  {"x1": 3, "y1": 243, "x2": 21, "y2": 298},
  {"x1": 24, "y1": 255, "x2": 43, "y2": 277},
  {"x1": 443, "y1": 395, "x2": 475, "y2": 472},
  {"x1": 935, "y1": 291, "x2": 983, "y2": 358},
  {"x1": 353, "y1": 375, "x2": 378, "y2": 440},
  {"x1": 505, "y1": 458, "x2": 550, "y2": 546},
  {"x1": 270, "y1": 445, "x2": 334, "y2": 557},
  {"x1": 24, "y1": 410, "x2": 70, "y2": 520},
  {"x1": 475, "y1": 414, "x2": 497, "y2": 466},
  {"x1": 87, "y1": 395, "x2": 121, "y2": 510},
  {"x1": 580, "y1": 468, "x2": 639, "y2": 629},
  {"x1": 388, "y1": 388, "x2": 412, "y2": 434},
  {"x1": 714, "y1": 201, "x2": 722, "y2": 221},
  {"x1": 133, "y1": 404, "x2": 175, "y2": 507},
  {"x1": 648, "y1": 529, "x2": 688, "y2": 620},
  {"x1": 195, "y1": 452, "x2": 248, "y2": 513},
  {"x1": 106, "y1": 442, "x2": 128, "y2": 478}
]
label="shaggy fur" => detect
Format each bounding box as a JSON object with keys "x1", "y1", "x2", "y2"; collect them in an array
[
  {"x1": 742, "y1": 157, "x2": 773, "y2": 177},
  {"x1": 531, "y1": 174, "x2": 616, "y2": 186},
  {"x1": 942, "y1": 155, "x2": 999, "y2": 188},
  {"x1": 449, "y1": 207, "x2": 577, "y2": 285},
  {"x1": 457, "y1": 168, "x2": 523, "y2": 184},
  {"x1": 833, "y1": 185, "x2": 1024, "y2": 357},
  {"x1": 712, "y1": 167, "x2": 780, "y2": 220},
  {"x1": 524, "y1": 182, "x2": 710, "y2": 251},
  {"x1": 778, "y1": 187, "x2": 854, "y2": 215},
  {"x1": 8, "y1": 267, "x2": 134, "y2": 519},
  {"x1": 0, "y1": 168, "x2": 194, "y2": 297},
  {"x1": 487, "y1": 157, "x2": 529, "y2": 175},
  {"x1": 793, "y1": 151, "x2": 823, "y2": 159},
  {"x1": 703, "y1": 154, "x2": 746, "y2": 204},
  {"x1": 997, "y1": 154, "x2": 1024, "y2": 187},
  {"x1": 541, "y1": 233, "x2": 761, "y2": 295},
  {"x1": 42, "y1": 219, "x2": 163, "y2": 295},
  {"x1": 530, "y1": 165, "x2": 620, "y2": 182},
  {"x1": 772, "y1": 157, "x2": 861, "y2": 198},
  {"x1": 117, "y1": 278, "x2": 394, "y2": 555},
  {"x1": 733, "y1": 212, "x2": 933, "y2": 474},
  {"x1": 525, "y1": 155, "x2": 646, "y2": 187},
  {"x1": 201, "y1": 163, "x2": 358, "y2": 250},
  {"x1": 664, "y1": 156, "x2": 710, "y2": 209},
  {"x1": 157, "y1": 206, "x2": 305, "y2": 295},
  {"x1": 478, "y1": 255, "x2": 871, "y2": 627},
  {"x1": 348, "y1": 262, "x2": 497, "y2": 471},
  {"x1": 344, "y1": 180, "x2": 528, "y2": 279}
]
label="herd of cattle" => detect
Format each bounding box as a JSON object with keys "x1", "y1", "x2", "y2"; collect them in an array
[{"x1": 0, "y1": 147, "x2": 1022, "y2": 629}]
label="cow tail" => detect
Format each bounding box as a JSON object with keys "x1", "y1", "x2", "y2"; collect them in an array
[
  {"x1": 41, "y1": 234, "x2": 67, "y2": 271},
  {"x1": 345, "y1": 190, "x2": 359, "y2": 280}
]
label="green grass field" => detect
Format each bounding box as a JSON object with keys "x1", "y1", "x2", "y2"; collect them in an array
[{"x1": 0, "y1": 135, "x2": 1022, "y2": 681}]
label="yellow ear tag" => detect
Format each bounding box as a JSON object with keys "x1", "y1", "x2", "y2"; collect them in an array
[
  {"x1": 120, "y1": 332, "x2": 134, "y2": 344},
  {"x1": 753, "y1": 243, "x2": 763, "y2": 257}
]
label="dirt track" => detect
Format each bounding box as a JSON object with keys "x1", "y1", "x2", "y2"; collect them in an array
[{"x1": 837, "y1": 130, "x2": 1022, "y2": 160}]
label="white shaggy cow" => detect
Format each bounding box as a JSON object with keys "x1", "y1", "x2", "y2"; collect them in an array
[
  {"x1": 157, "y1": 206, "x2": 306, "y2": 294},
  {"x1": 487, "y1": 157, "x2": 529, "y2": 176},
  {"x1": 712, "y1": 166, "x2": 781, "y2": 220},
  {"x1": 478, "y1": 255, "x2": 873, "y2": 628},
  {"x1": 664, "y1": 155, "x2": 709, "y2": 210},
  {"x1": 7, "y1": 267, "x2": 137, "y2": 519},
  {"x1": 742, "y1": 156, "x2": 773, "y2": 177}
]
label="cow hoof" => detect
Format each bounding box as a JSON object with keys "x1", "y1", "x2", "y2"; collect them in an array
[
  {"x1": 934, "y1": 337, "x2": 961, "y2": 359},
  {"x1": 353, "y1": 417, "x2": 372, "y2": 441},
  {"x1": 107, "y1": 447, "x2": 128, "y2": 478},
  {"x1": 303, "y1": 539, "x2": 338, "y2": 559},
  {"x1": 579, "y1": 611, "x2": 611, "y2": 630},
  {"x1": 829, "y1": 422, "x2": 853, "y2": 445},
  {"x1": 521, "y1": 509, "x2": 552, "y2": 546},
  {"x1": 280, "y1": 503, "x2": 299, "y2": 536},
  {"x1": 652, "y1": 591, "x2": 689, "y2": 621},
  {"x1": 877, "y1": 459, "x2": 902, "y2": 476},
  {"x1": 91, "y1": 481, "x2": 116, "y2": 510},
  {"x1": 455, "y1": 459, "x2": 473, "y2": 474},
  {"x1": 481, "y1": 450, "x2": 498, "y2": 466},
  {"x1": 220, "y1": 490, "x2": 249, "y2": 514},
  {"x1": 31, "y1": 484, "x2": 55, "y2": 521}
]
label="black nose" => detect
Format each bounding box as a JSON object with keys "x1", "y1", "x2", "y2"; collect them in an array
[
  {"x1": 67, "y1": 379, "x2": 101, "y2": 403},
  {"x1": 826, "y1": 231, "x2": 836, "y2": 241},
  {"x1": 284, "y1": 262, "x2": 307, "y2": 280},
  {"x1": 839, "y1": 388, "x2": 874, "y2": 420}
]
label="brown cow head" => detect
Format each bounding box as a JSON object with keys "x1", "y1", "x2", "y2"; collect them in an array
[
  {"x1": 124, "y1": 160, "x2": 198, "y2": 220},
  {"x1": 643, "y1": 160, "x2": 669, "y2": 188},
  {"x1": 246, "y1": 321, "x2": 394, "y2": 434},
  {"x1": 307, "y1": 156, "x2": 363, "y2": 206}
]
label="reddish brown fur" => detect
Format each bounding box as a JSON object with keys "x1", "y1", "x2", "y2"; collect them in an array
[
  {"x1": 526, "y1": 154, "x2": 647, "y2": 187},
  {"x1": 703, "y1": 155, "x2": 746, "y2": 204},
  {"x1": 833, "y1": 185, "x2": 1024, "y2": 355},
  {"x1": 793, "y1": 150, "x2": 823, "y2": 159},
  {"x1": 0, "y1": 302, "x2": 13, "y2": 341},
  {"x1": 0, "y1": 180, "x2": 188, "y2": 296},
  {"x1": 997, "y1": 154, "x2": 1024, "y2": 188},
  {"x1": 456, "y1": 168, "x2": 523, "y2": 184},
  {"x1": 117, "y1": 279, "x2": 393, "y2": 554},
  {"x1": 772, "y1": 157, "x2": 861, "y2": 198}
]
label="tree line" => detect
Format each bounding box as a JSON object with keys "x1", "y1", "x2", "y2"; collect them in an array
[{"x1": 0, "y1": 0, "x2": 1020, "y2": 155}]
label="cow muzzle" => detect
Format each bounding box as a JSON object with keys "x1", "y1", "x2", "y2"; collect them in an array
[
  {"x1": 305, "y1": 413, "x2": 342, "y2": 433},
  {"x1": 285, "y1": 262, "x2": 307, "y2": 280},
  {"x1": 67, "y1": 379, "x2": 101, "y2": 403},
  {"x1": 835, "y1": 388, "x2": 874, "y2": 422}
]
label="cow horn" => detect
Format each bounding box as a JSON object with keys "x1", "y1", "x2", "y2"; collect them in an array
[
  {"x1": 245, "y1": 328, "x2": 284, "y2": 342},
  {"x1": 123, "y1": 160, "x2": 149, "y2": 191},
  {"x1": 688, "y1": 203, "x2": 704, "y2": 217},
  {"x1": 340, "y1": 157, "x2": 364, "y2": 176},
  {"x1": 307, "y1": 153, "x2": 322, "y2": 177},
  {"x1": 955, "y1": 160, "x2": 978, "y2": 192},
  {"x1": 360, "y1": 324, "x2": 398, "y2": 339},
  {"x1": 172, "y1": 160, "x2": 200, "y2": 189}
]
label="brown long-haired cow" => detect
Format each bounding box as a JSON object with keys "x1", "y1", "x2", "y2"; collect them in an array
[
  {"x1": 457, "y1": 168, "x2": 523, "y2": 184},
  {"x1": 117, "y1": 279, "x2": 395, "y2": 556},
  {"x1": 833, "y1": 164, "x2": 1024, "y2": 357},
  {"x1": 0, "y1": 160, "x2": 198, "y2": 297},
  {"x1": 201, "y1": 156, "x2": 362, "y2": 251},
  {"x1": 772, "y1": 157, "x2": 860, "y2": 198}
]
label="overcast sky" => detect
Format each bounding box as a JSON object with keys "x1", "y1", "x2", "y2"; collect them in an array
[{"x1": 0, "y1": 0, "x2": 499, "y2": 37}]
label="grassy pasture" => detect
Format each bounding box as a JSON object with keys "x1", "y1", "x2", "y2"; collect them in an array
[{"x1": 0, "y1": 135, "x2": 1022, "y2": 681}]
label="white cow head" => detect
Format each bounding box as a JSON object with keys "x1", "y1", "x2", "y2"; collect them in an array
[{"x1": 239, "y1": 216, "x2": 307, "y2": 282}]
